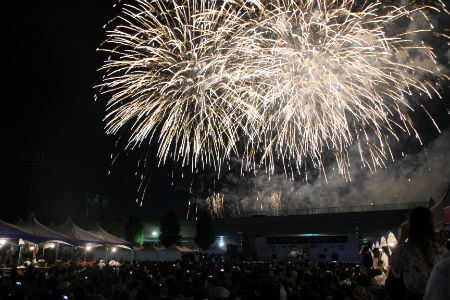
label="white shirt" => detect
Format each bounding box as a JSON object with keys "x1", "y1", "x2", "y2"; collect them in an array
[
  {"x1": 424, "y1": 250, "x2": 450, "y2": 300},
  {"x1": 380, "y1": 252, "x2": 389, "y2": 269}
]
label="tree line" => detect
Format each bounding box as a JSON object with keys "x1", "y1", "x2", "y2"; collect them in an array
[{"x1": 125, "y1": 208, "x2": 216, "y2": 250}]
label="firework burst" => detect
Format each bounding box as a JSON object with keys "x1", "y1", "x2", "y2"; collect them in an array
[
  {"x1": 206, "y1": 193, "x2": 225, "y2": 218},
  {"x1": 269, "y1": 192, "x2": 283, "y2": 215},
  {"x1": 99, "y1": 0, "x2": 449, "y2": 184},
  {"x1": 99, "y1": 0, "x2": 251, "y2": 170}
]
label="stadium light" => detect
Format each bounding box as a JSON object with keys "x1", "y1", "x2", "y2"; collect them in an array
[{"x1": 218, "y1": 236, "x2": 225, "y2": 248}]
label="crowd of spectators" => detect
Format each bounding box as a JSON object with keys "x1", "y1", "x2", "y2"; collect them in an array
[
  {"x1": 0, "y1": 207, "x2": 448, "y2": 300},
  {"x1": 1, "y1": 259, "x2": 395, "y2": 300}
]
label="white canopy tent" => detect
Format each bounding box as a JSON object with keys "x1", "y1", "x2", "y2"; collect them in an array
[
  {"x1": 88, "y1": 224, "x2": 131, "y2": 250},
  {"x1": 15, "y1": 213, "x2": 73, "y2": 245},
  {"x1": 87, "y1": 224, "x2": 132, "y2": 261},
  {"x1": 0, "y1": 219, "x2": 34, "y2": 241},
  {"x1": 55, "y1": 218, "x2": 104, "y2": 248},
  {"x1": 387, "y1": 232, "x2": 398, "y2": 248}
]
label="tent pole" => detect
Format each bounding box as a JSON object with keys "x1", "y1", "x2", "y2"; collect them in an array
[
  {"x1": 55, "y1": 244, "x2": 59, "y2": 264},
  {"x1": 18, "y1": 245, "x2": 23, "y2": 265}
]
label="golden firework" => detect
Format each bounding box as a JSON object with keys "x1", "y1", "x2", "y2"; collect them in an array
[
  {"x1": 99, "y1": 0, "x2": 449, "y2": 181},
  {"x1": 269, "y1": 192, "x2": 283, "y2": 215},
  {"x1": 206, "y1": 193, "x2": 225, "y2": 218}
]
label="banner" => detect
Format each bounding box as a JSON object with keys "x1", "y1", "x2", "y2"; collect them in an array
[
  {"x1": 445, "y1": 206, "x2": 450, "y2": 223},
  {"x1": 266, "y1": 235, "x2": 348, "y2": 244}
]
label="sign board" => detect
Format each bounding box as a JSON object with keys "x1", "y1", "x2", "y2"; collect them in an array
[
  {"x1": 445, "y1": 206, "x2": 450, "y2": 223},
  {"x1": 266, "y1": 235, "x2": 348, "y2": 244}
]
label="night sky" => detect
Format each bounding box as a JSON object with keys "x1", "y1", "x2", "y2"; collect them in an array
[
  {"x1": 3, "y1": 1, "x2": 450, "y2": 224},
  {"x1": 3, "y1": 1, "x2": 188, "y2": 222}
]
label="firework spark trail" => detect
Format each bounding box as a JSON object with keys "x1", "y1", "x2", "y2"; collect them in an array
[
  {"x1": 269, "y1": 192, "x2": 283, "y2": 215},
  {"x1": 206, "y1": 193, "x2": 225, "y2": 218},
  {"x1": 100, "y1": 0, "x2": 251, "y2": 171},
  {"x1": 99, "y1": 0, "x2": 449, "y2": 186},
  {"x1": 230, "y1": 0, "x2": 449, "y2": 178}
]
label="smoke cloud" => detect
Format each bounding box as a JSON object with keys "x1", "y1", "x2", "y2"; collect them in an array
[{"x1": 217, "y1": 130, "x2": 450, "y2": 213}]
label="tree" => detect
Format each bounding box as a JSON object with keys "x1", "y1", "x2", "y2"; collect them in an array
[
  {"x1": 195, "y1": 209, "x2": 216, "y2": 250},
  {"x1": 159, "y1": 209, "x2": 181, "y2": 247},
  {"x1": 125, "y1": 213, "x2": 144, "y2": 246}
]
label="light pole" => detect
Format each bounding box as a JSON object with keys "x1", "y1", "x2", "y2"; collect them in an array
[
  {"x1": 152, "y1": 231, "x2": 158, "y2": 246},
  {"x1": 17, "y1": 152, "x2": 44, "y2": 219},
  {"x1": 85, "y1": 245, "x2": 92, "y2": 263}
]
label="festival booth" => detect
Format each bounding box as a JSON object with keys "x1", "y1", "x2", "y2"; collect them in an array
[
  {"x1": 55, "y1": 218, "x2": 104, "y2": 247},
  {"x1": 375, "y1": 231, "x2": 397, "y2": 255},
  {"x1": 387, "y1": 232, "x2": 397, "y2": 248},
  {"x1": 88, "y1": 224, "x2": 132, "y2": 261},
  {"x1": 15, "y1": 214, "x2": 73, "y2": 245},
  {"x1": 10, "y1": 214, "x2": 74, "y2": 265},
  {"x1": 0, "y1": 219, "x2": 34, "y2": 242},
  {"x1": 0, "y1": 220, "x2": 35, "y2": 266},
  {"x1": 55, "y1": 218, "x2": 106, "y2": 260}
]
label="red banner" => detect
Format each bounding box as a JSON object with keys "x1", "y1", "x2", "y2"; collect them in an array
[{"x1": 445, "y1": 206, "x2": 450, "y2": 223}]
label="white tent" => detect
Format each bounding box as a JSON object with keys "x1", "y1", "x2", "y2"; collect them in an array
[
  {"x1": 88, "y1": 224, "x2": 131, "y2": 250},
  {"x1": 0, "y1": 219, "x2": 34, "y2": 241},
  {"x1": 387, "y1": 232, "x2": 398, "y2": 248},
  {"x1": 55, "y1": 218, "x2": 104, "y2": 248},
  {"x1": 15, "y1": 214, "x2": 73, "y2": 244},
  {"x1": 87, "y1": 224, "x2": 132, "y2": 261}
]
